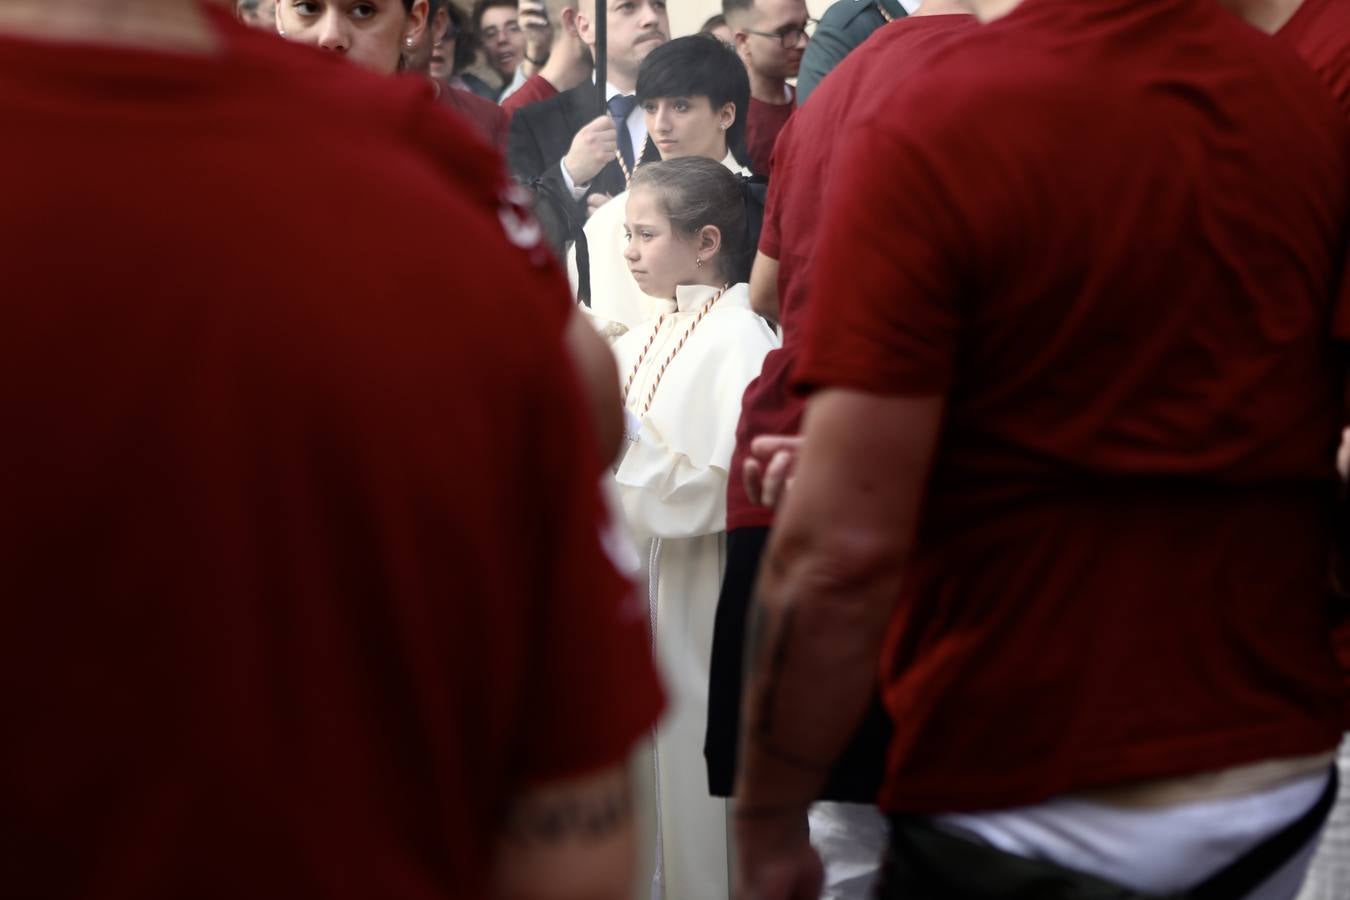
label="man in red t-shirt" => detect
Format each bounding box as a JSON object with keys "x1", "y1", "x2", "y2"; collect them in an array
[
  {"x1": 705, "y1": 7, "x2": 974, "y2": 899},
  {"x1": 1233, "y1": 0, "x2": 1350, "y2": 118},
  {"x1": 733, "y1": 0, "x2": 1350, "y2": 895},
  {"x1": 724, "y1": 0, "x2": 809, "y2": 175},
  {"x1": 0, "y1": 2, "x2": 661, "y2": 898}
]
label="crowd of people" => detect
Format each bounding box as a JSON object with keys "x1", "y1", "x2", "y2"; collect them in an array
[{"x1": 6, "y1": 0, "x2": 1350, "y2": 899}]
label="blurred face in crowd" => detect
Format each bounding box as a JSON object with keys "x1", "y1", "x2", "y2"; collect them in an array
[
  {"x1": 643, "y1": 95, "x2": 736, "y2": 162},
  {"x1": 237, "y1": 0, "x2": 278, "y2": 28},
  {"x1": 623, "y1": 187, "x2": 705, "y2": 299},
  {"x1": 578, "y1": 0, "x2": 670, "y2": 84},
  {"x1": 478, "y1": 5, "x2": 526, "y2": 80},
  {"x1": 735, "y1": 0, "x2": 810, "y2": 80},
  {"x1": 276, "y1": 0, "x2": 429, "y2": 74},
  {"x1": 428, "y1": 5, "x2": 459, "y2": 80}
]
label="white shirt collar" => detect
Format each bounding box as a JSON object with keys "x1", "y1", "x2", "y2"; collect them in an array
[
  {"x1": 674, "y1": 282, "x2": 729, "y2": 314},
  {"x1": 899, "y1": 0, "x2": 922, "y2": 14}
]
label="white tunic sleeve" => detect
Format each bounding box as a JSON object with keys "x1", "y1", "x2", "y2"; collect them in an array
[{"x1": 614, "y1": 303, "x2": 780, "y2": 540}]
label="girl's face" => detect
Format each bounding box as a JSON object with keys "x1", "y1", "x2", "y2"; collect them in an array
[
  {"x1": 277, "y1": 0, "x2": 428, "y2": 74},
  {"x1": 643, "y1": 95, "x2": 735, "y2": 162},
  {"x1": 623, "y1": 187, "x2": 705, "y2": 299}
]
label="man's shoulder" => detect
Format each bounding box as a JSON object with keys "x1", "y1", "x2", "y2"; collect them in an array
[
  {"x1": 817, "y1": 0, "x2": 892, "y2": 33},
  {"x1": 514, "y1": 82, "x2": 590, "y2": 126}
]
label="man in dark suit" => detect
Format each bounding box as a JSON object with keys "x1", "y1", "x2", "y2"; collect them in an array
[{"x1": 508, "y1": 0, "x2": 668, "y2": 255}]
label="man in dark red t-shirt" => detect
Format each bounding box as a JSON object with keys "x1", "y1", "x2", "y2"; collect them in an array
[
  {"x1": 734, "y1": 0, "x2": 1350, "y2": 895},
  {"x1": 705, "y1": 8, "x2": 974, "y2": 899},
  {"x1": 724, "y1": 0, "x2": 809, "y2": 175},
  {"x1": 0, "y1": 3, "x2": 661, "y2": 899},
  {"x1": 1272, "y1": 0, "x2": 1350, "y2": 117}
]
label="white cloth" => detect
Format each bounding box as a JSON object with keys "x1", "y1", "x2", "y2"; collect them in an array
[
  {"x1": 560, "y1": 79, "x2": 650, "y2": 198},
  {"x1": 611, "y1": 283, "x2": 779, "y2": 900},
  {"x1": 497, "y1": 65, "x2": 528, "y2": 103},
  {"x1": 809, "y1": 802, "x2": 887, "y2": 900},
  {"x1": 569, "y1": 151, "x2": 750, "y2": 332},
  {"x1": 935, "y1": 767, "x2": 1333, "y2": 898},
  {"x1": 898, "y1": 0, "x2": 921, "y2": 14}
]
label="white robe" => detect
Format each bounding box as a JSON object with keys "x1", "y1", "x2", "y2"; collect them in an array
[
  {"x1": 610, "y1": 283, "x2": 780, "y2": 900},
  {"x1": 569, "y1": 152, "x2": 751, "y2": 336}
]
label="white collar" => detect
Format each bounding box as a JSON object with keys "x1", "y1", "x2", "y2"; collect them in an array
[
  {"x1": 674, "y1": 282, "x2": 730, "y2": 314},
  {"x1": 899, "y1": 0, "x2": 921, "y2": 13},
  {"x1": 589, "y1": 75, "x2": 636, "y2": 103},
  {"x1": 721, "y1": 150, "x2": 751, "y2": 176}
]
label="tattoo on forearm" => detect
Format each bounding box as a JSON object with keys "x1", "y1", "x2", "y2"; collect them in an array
[{"x1": 503, "y1": 778, "x2": 631, "y2": 845}]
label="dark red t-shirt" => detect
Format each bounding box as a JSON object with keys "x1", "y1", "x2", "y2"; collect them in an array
[
  {"x1": 437, "y1": 80, "x2": 510, "y2": 151},
  {"x1": 1279, "y1": 0, "x2": 1350, "y2": 118},
  {"x1": 501, "y1": 72, "x2": 560, "y2": 120},
  {"x1": 797, "y1": 0, "x2": 1350, "y2": 812},
  {"x1": 0, "y1": 13, "x2": 662, "y2": 898},
  {"x1": 727, "y1": 15, "x2": 977, "y2": 532},
  {"x1": 744, "y1": 87, "x2": 795, "y2": 176},
  {"x1": 1278, "y1": 0, "x2": 1350, "y2": 707}
]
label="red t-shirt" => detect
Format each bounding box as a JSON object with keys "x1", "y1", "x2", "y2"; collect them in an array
[
  {"x1": 1279, "y1": 0, "x2": 1350, "y2": 118},
  {"x1": 745, "y1": 86, "x2": 795, "y2": 176},
  {"x1": 797, "y1": 0, "x2": 1350, "y2": 812},
  {"x1": 501, "y1": 72, "x2": 561, "y2": 120},
  {"x1": 437, "y1": 80, "x2": 510, "y2": 151},
  {"x1": 727, "y1": 15, "x2": 977, "y2": 532},
  {"x1": 0, "y1": 12, "x2": 662, "y2": 899}
]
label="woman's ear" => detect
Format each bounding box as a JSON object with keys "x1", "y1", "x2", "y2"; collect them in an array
[
  {"x1": 699, "y1": 225, "x2": 723, "y2": 263},
  {"x1": 406, "y1": 0, "x2": 431, "y2": 46},
  {"x1": 718, "y1": 102, "x2": 736, "y2": 134}
]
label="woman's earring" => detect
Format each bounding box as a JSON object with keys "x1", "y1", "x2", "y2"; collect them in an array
[
  {"x1": 406, "y1": 36, "x2": 415, "y2": 47},
  {"x1": 696, "y1": 257, "x2": 704, "y2": 269}
]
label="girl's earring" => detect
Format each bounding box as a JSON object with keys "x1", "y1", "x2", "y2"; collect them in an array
[{"x1": 696, "y1": 257, "x2": 704, "y2": 269}]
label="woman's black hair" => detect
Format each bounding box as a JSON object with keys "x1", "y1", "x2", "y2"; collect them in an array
[
  {"x1": 630, "y1": 157, "x2": 753, "y2": 285},
  {"x1": 636, "y1": 35, "x2": 751, "y2": 167}
]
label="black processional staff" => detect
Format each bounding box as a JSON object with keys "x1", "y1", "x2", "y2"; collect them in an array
[{"x1": 594, "y1": 0, "x2": 608, "y2": 117}]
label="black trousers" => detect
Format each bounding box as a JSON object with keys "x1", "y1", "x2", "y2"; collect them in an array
[{"x1": 703, "y1": 525, "x2": 893, "y2": 802}]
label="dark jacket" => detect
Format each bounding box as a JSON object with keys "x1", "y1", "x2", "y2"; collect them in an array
[
  {"x1": 797, "y1": 0, "x2": 907, "y2": 106},
  {"x1": 507, "y1": 83, "x2": 660, "y2": 256}
]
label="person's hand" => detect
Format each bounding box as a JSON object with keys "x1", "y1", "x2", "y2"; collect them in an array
[
  {"x1": 519, "y1": 0, "x2": 553, "y2": 74},
  {"x1": 564, "y1": 115, "x2": 618, "y2": 187},
  {"x1": 585, "y1": 192, "x2": 612, "y2": 218},
  {"x1": 735, "y1": 808, "x2": 822, "y2": 900},
  {"x1": 744, "y1": 435, "x2": 803, "y2": 508}
]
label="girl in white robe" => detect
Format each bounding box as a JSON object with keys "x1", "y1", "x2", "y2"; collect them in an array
[
  {"x1": 568, "y1": 35, "x2": 753, "y2": 336},
  {"x1": 611, "y1": 157, "x2": 780, "y2": 900}
]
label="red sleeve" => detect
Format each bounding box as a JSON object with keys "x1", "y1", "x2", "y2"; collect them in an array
[
  {"x1": 501, "y1": 73, "x2": 560, "y2": 121},
  {"x1": 794, "y1": 117, "x2": 969, "y2": 398},
  {"x1": 517, "y1": 338, "x2": 665, "y2": 782},
  {"x1": 758, "y1": 121, "x2": 792, "y2": 259}
]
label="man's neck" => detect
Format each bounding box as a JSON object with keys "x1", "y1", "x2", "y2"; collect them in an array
[
  {"x1": 965, "y1": 0, "x2": 1022, "y2": 23},
  {"x1": 606, "y1": 65, "x2": 637, "y2": 94},
  {"x1": 0, "y1": 0, "x2": 218, "y2": 52},
  {"x1": 748, "y1": 70, "x2": 787, "y2": 105},
  {"x1": 912, "y1": 0, "x2": 975, "y2": 16},
  {"x1": 1218, "y1": 0, "x2": 1304, "y2": 33}
]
